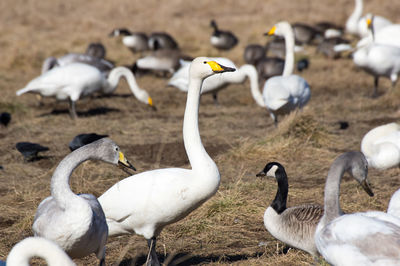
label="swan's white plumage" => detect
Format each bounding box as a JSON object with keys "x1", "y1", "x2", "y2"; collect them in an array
[
  {"x1": 6, "y1": 237, "x2": 76, "y2": 266},
  {"x1": 357, "y1": 24, "x2": 400, "y2": 48},
  {"x1": 361, "y1": 123, "x2": 400, "y2": 170},
  {"x1": 388, "y1": 189, "x2": 400, "y2": 218}
]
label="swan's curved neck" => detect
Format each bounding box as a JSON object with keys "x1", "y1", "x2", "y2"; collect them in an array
[
  {"x1": 320, "y1": 157, "x2": 348, "y2": 228},
  {"x1": 184, "y1": 77, "x2": 218, "y2": 175},
  {"x1": 239, "y1": 65, "x2": 265, "y2": 107},
  {"x1": 50, "y1": 145, "x2": 97, "y2": 209},
  {"x1": 347, "y1": 0, "x2": 363, "y2": 32},
  {"x1": 282, "y1": 25, "x2": 295, "y2": 76},
  {"x1": 7, "y1": 238, "x2": 75, "y2": 266},
  {"x1": 106, "y1": 67, "x2": 144, "y2": 98},
  {"x1": 271, "y1": 170, "x2": 288, "y2": 214}
]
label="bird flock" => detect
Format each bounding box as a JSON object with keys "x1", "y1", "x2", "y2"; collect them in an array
[{"x1": 3, "y1": 0, "x2": 400, "y2": 265}]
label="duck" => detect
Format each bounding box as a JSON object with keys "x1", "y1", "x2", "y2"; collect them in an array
[
  {"x1": 168, "y1": 57, "x2": 263, "y2": 106},
  {"x1": 256, "y1": 162, "x2": 323, "y2": 257},
  {"x1": 68, "y1": 133, "x2": 108, "y2": 151},
  {"x1": 6, "y1": 237, "x2": 76, "y2": 266},
  {"x1": 109, "y1": 28, "x2": 149, "y2": 54},
  {"x1": 210, "y1": 20, "x2": 238, "y2": 51},
  {"x1": 17, "y1": 64, "x2": 154, "y2": 119},
  {"x1": 361, "y1": 122, "x2": 400, "y2": 170},
  {"x1": 263, "y1": 21, "x2": 311, "y2": 125},
  {"x1": 16, "y1": 142, "x2": 49, "y2": 161},
  {"x1": 346, "y1": 0, "x2": 392, "y2": 38},
  {"x1": 315, "y1": 152, "x2": 400, "y2": 265},
  {"x1": 353, "y1": 16, "x2": 400, "y2": 97},
  {"x1": 148, "y1": 32, "x2": 179, "y2": 50},
  {"x1": 32, "y1": 138, "x2": 135, "y2": 266},
  {"x1": 98, "y1": 57, "x2": 235, "y2": 266}
]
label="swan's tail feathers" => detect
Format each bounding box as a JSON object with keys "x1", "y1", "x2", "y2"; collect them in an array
[
  {"x1": 333, "y1": 44, "x2": 354, "y2": 53},
  {"x1": 16, "y1": 86, "x2": 36, "y2": 96}
]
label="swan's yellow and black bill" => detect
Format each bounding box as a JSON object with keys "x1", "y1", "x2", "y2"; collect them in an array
[
  {"x1": 360, "y1": 179, "x2": 374, "y2": 197},
  {"x1": 207, "y1": 61, "x2": 236, "y2": 73},
  {"x1": 148, "y1": 97, "x2": 153, "y2": 106},
  {"x1": 118, "y1": 152, "x2": 136, "y2": 171},
  {"x1": 366, "y1": 17, "x2": 373, "y2": 29},
  {"x1": 265, "y1": 25, "x2": 277, "y2": 36}
]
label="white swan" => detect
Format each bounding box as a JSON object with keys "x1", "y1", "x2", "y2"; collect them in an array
[
  {"x1": 98, "y1": 57, "x2": 235, "y2": 266},
  {"x1": 32, "y1": 138, "x2": 135, "y2": 265},
  {"x1": 256, "y1": 162, "x2": 323, "y2": 257},
  {"x1": 168, "y1": 57, "x2": 264, "y2": 106},
  {"x1": 361, "y1": 122, "x2": 400, "y2": 170},
  {"x1": 353, "y1": 16, "x2": 400, "y2": 97},
  {"x1": 315, "y1": 152, "x2": 400, "y2": 265},
  {"x1": 388, "y1": 188, "x2": 400, "y2": 218},
  {"x1": 6, "y1": 237, "x2": 76, "y2": 266},
  {"x1": 16, "y1": 63, "x2": 154, "y2": 119},
  {"x1": 263, "y1": 21, "x2": 311, "y2": 125},
  {"x1": 345, "y1": 0, "x2": 392, "y2": 37}
]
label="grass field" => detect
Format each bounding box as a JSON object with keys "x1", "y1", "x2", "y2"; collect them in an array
[{"x1": 1, "y1": 0, "x2": 400, "y2": 265}]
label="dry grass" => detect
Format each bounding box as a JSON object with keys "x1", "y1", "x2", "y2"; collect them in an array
[{"x1": 1, "y1": 0, "x2": 400, "y2": 265}]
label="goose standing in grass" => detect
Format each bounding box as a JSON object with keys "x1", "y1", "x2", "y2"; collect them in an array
[
  {"x1": 98, "y1": 57, "x2": 235, "y2": 266},
  {"x1": 345, "y1": 0, "x2": 392, "y2": 38},
  {"x1": 353, "y1": 16, "x2": 400, "y2": 97},
  {"x1": 210, "y1": 20, "x2": 238, "y2": 51},
  {"x1": 315, "y1": 152, "x2": 400, "y2": 265},
  {"x1": 109, "y1": 28, "x2": 149, "y2": 54},
  {"x1": 263, "y1": 21, "x2": 311, "y2": 125},
  {"x1": 168, "y1": 57, "x2": 262, "y2": 106},
  {"x1": 148, "y1": 32, "x2": 179, "y2": 50},
  {"x1": 33, "y1": 138, "x2": 135, "y2": 266},
  {"x1": 6, "y1": 237, "x2": 76, "y2": 266},
  {"x1": 361, "y1": 122, "x2": 400, "y2": 170},
  {"x1": 17, "y1": 64, "x2": 154, "y2": 119},
  {"x1": 256, "y1": 162, "x2": 323, "y2": 257}
]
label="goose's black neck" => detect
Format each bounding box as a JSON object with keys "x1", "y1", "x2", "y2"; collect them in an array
[{"x1": 271, "y1": 165, "x2": 288, "y2": 214}]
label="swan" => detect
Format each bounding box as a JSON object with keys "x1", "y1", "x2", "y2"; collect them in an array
[
  {"x1": 256, "y1": 162, "x2": 323, "y2": 257},
  {"x1": 345, "y1": 0, "x2": 392, "y2": 37},
  {"x1": 32, "y1": 138, "x2": 135, "y2": 266},
  {"x1": 210, "y1": 20, "x2": 238, "y2": 50},
  {"x1": 388, "y1": 188, "x2": 400, "y2": 218},
  {"x1": 361, "y1": 122, "x2": 400, "y2": 170},
  {"x1": 357, "y1": 23, "x2": 400, "y2": 48},
  {"x1": 168, "y1": 57, "x2": 264, "y2": 106},
  {"x1": 263, "y1": 21, "x2": 311, "y2": 125},
  {"x1": 17, "y1": 64, "x2": 154, "y2": 119},
  {"x1": 6, "y1": 237, "x2": 76, "y2": 266},
  {"x1": 109, "y1": 28, "x2": 149, "y2": 53},
  {"x1": 353, "y1": 17, "x2": 400, "y2": 97},
  {"x1": 98, "y1": 57, "x2": 235, "y2": 266},
  {"x1": 315, "y1": 152, "x2": 400, "y2": 265}
]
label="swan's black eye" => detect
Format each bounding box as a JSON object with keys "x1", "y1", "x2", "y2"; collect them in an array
[
  {"x1": 203, "y1": 61, "x2": 207, "y2": 64},
  {"x1": 115, "y1": 147, "x2": 119, "y2": 151}
]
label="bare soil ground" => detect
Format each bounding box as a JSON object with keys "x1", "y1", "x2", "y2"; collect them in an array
[{"x1": 1, "y1": 0, "x2": 400, "y2": 265}]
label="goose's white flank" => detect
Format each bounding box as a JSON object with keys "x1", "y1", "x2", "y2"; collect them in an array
[
  {"x1": 98, "y1": 57, "x2": 235, "y2": 266},
  {"x1": 32, "y1": 138, "x2": 135, "y2": 266},
  {"x1": 16, "y1": 64, "x2": 154, "y2": 119}
]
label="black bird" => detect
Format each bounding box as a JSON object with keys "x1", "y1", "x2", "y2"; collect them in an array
[
  {"x1": 148, "y1": 32, "x2": 179, "y2": 51},
  {"x1": 0, "y1": 112, "x2": 11, "y2": 127},
  {"x1": 69, "y1": 133, "x2": 108, "y2": 151},
  {"x1": 296, "y1": 58, "x2": 309, "y2": 72},
  {"x1": 210, "y1": 20, "x2": 238, "y2": 50},
  {"x1": 16, "y1": 142, "x2": 49, "y2": 161}
]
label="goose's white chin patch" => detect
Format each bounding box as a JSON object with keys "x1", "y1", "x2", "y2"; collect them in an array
[{"x1": 267, "y1": 165, "x2": 278, "y2": 177}]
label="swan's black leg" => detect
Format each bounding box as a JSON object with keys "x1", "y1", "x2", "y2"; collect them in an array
[
  {"x1": 69, "y1": 99, "x2": 78, "y2": 119},
  {"x1": 146, "y1": 237, "x2": 160, "y2": 266}
]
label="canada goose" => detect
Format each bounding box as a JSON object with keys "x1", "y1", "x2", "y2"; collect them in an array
[
  {"x1": 315, "y1": 152, "x2": 400, "y2": 265},
  {"x1": 148, "y1": 32, "x2": 179, "y2": 50},
  {"x1": 17, "y1": 64, "x2": 154, "y2": 119},
  {"x1": 109, "y1": 28, "x2": 149, "y2": 53},
  {"x1": 33, "y1": 138, "x2": 135, "y2": 266},
  {"x1": 346, "y1": 0, "x2": 392, "y2": 38},
  {"x1": 0, "y1": 112, "x2": 11, "y2": 127},
  {"x1": 85, "y1": 42, "x2": 107, "y2": 59},
  {"x1": 314, "y1": 21, "x2": 344, "y2": 38},
  {"x1": 68, "y1": 133, "x2": 108, "y2": 151},
  {"x1": 255, "y1": 57, "x2": 284, "y2": 84},
  {"x1": 210, "y1": 20, "x2": 238, "y2": 50},
  {"x1": 316, "y1": 37, "x2": 351, "y2": 59},
  {"x1": 243, "y1": 44, "x2": 266, "y2": 65},
  {"x1": 98, "y1": 58, "x2": 235, "y2": 266},
  {"x1": 263, "y1": 22, "x2": 311, "y2": 125},
  {"x1": 6, "y1": 237, "x2": 76, "y2": 266},
  {"x1": 292, "y1": 23, "x2": 321, "y2": 45},
  {"x1": 168, "y1": 57, "x2": 262, "y2": 106},
  {"x1": 16, "y1": 142, "x2": 49, "y2": 161},
  {"x1": 265, "y1": 36, "x2": 286, "y2": 58},
  {"x1": 353, "y1": 16, "x2": 400, "y2": 97},
  {"x1": 361, "y1": 122, "x2": 400, "y2": 170},
  {"x1": 256, "y1": 162, "x2": 323, "y2": 257}
]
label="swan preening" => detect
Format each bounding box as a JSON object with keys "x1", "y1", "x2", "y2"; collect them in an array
[
  {"x1": 98, "y1": 57, "x2": 235, "y2": 266},
  {"x1": 256, "y1": 162, "x2": 323, "y2": 257},
  {"x1": 6, "y1": 237, "x2": 76, "y2": 266},
  {"x1": 17, "y1": 64, "x2": 154, "y2": 119},
  {"x1": 263, "y1": 21, "x2": 311, "y2": 125},
  {"x1": 32, "y1": 138, "x2": 135, "y2": 265},
  {"x1": 361, "y1": 122, "x2": 400, "y2": 170}
]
